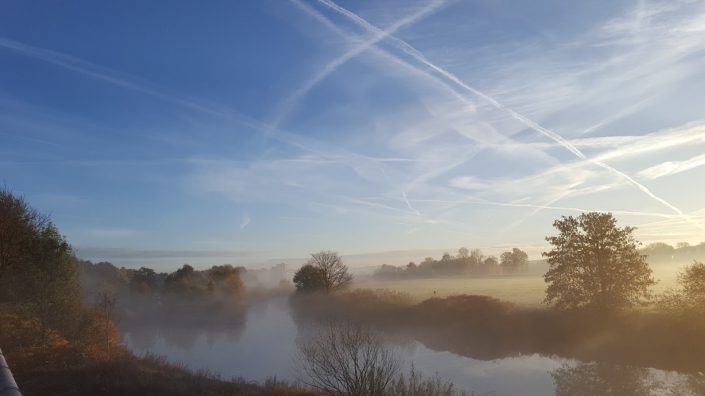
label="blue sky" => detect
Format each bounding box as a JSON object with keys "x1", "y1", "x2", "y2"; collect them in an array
[{"x1": 2, "y1": 0, "x2": 705, "y2": 269}]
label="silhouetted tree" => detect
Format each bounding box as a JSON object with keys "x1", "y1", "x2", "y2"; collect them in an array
[
  {"x1": 499, "y1": 248, "x2": 529, "y2": 274},
  {"x1": 297, "y1": 323, "x2": 463, "y2": 396},
  {"x1": 457, "y1": 247, "x2": 469, "y2": 259},
  {"x1": 305, "y1": 250, "x2": 352, "y2": 292},
  {"x1": 481, "y1": 256, "x2": 499, "y2": 275},
  {"x1": 543, "y1": 212, "x2": 655, "y2": 310},
  {"x1": 293, "y1": 264, "x2": 327, "y2": 292},
  {"x1": 96, "y1": 291, "x2": 117, "y2": 354},
  {"x1": 297, "y1": 323, "x2": 399, "y2": 395}
]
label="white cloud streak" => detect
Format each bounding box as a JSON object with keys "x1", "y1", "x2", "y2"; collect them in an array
[
  {"x1": 240, "y1": 215, "x2": 252, "y2": 230},
  {"x1": 313, "y1": 0, "x2": 703, "y2": 232},
  {"x1": 271, "y1": 0, "x2": 447, "y2": 134},
  {"x1": 0, "y1": 37, "x2": 224, "y2": 116},
  {"x1": 638, "y1": 152, "x2": 705, "y2": 180}
]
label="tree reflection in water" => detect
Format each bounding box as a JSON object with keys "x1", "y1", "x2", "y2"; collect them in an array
[
  {"x1": 552, "y1": 362, "x2": 705, "y2": 396},
  {"x1": 552, "y1": 362, "x2": 653, "y2": 396}
]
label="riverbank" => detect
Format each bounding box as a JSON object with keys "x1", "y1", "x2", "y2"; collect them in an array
[
  {"x1": 0, "y1": 304, "x2": 316, "y2": 396},
  {"x1": 12, "y1": 351, "x2": 316, "y2": 396},
  {"x1": 290, "y1": 289, "x2": 705, "y2": 373}
]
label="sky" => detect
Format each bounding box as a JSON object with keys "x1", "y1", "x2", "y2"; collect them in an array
[{"x1": 2, "y1": 0, "x2": 705, "y2": 269}]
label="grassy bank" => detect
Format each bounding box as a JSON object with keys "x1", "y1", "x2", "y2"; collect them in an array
[
  {"x1": 0, "y1": 304, "x2": 315, "y2": 396},
  {"x1": 290, "y1": 289, "x2": 705, "y2": 373},
  {"x1": 13, "y1": 352, "x2": 315, "y2": 396},
  {"x1": 353, "y1": 271, "x2": 681, "y2": 307}
]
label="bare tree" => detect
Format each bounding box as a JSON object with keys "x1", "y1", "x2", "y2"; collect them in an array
[
  {"x1": 297, "y1": 323, "x2": 468, "y2": 396},
  {"x1": 297, "y1": 323, "x2": 399, "y2": 396},
  {"x1": 307, "y1": 251, "x2": 353, "y2": 292},
  {"x1": 97, "y1": 291, "x2": 117, "y2": 354},
  {"x1": 391, "y1": 365, "x2": 459, "y2": 396}
]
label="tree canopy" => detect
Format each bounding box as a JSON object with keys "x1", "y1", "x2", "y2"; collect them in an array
[
  {"x1": 293, "y1": 251, "x2": 352, "y2": 293},
  {"x1": 0, "y1": 188, "x2": 80, "y2": 332},
  {"x1": 307, "y1": 250, "x2": 353, "y2": 292},
  {"x1": 500, "y1": 248, "x2": 529, "y2": 274},
  {"x1": 543, "y1": 212, "x2": 655, "y2": 310},
  {"x1": 293, "y1": 264, "x2": 327, "y2": 292}
]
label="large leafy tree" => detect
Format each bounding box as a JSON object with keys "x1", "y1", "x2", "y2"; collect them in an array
[
  {"x1": 0, "y1": 188, "x2": 80, "y2": 334},
  {"x1": 293, "y1": 264, "x2": 328, "y2": 293},
  {"x1": 543, "y1": 212, "x2": 655, "y2": 310}
]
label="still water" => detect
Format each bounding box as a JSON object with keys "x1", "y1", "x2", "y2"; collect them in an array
[{"x1": 121, "y1": 298, "x2": 700, "y2": 395}]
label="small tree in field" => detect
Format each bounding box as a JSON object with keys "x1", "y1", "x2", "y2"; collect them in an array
[
  {"x1": 305, "y1": 250, "x2": 352, "y2": 292},
  {"x1": 543, "y1": 212, "x2": 655, "y2": 310},
  {"x1": 293, "y1": 264, "x2": 327, "y2": 292}
]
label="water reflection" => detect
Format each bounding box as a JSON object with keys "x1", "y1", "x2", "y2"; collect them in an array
[
  {"x1": 122, "y1": 298, "x2": 295, "y2": 381},
  {"x1": 119, "y1": 297, "x2": 703, "y2": 395},
  {"x1": 552, "y1": 363, "x2": 653, "y2": 396},
  {"x1": 551, "y1": 362, "x2": 705, "y2": 396},
  {"x1": 123, "y1": 317, "x2": 246, "y2": 350}
]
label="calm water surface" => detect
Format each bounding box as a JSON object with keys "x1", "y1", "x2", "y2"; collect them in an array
[{"x1": 121, "y1": 298, "x2": 698, "y2": 395}]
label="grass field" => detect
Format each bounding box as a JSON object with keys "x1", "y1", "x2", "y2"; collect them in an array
[{"x1": 354, "y1": 271, "x2": 680, "y2": 307}]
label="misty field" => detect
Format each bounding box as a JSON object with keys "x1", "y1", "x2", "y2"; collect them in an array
[{"x1": 355, "y1": 270, "x2": 681, "y2": 307}]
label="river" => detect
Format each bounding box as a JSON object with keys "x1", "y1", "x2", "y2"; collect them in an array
[{"x1": 120, "y1": 297, "x2": 701, "y2": 395}]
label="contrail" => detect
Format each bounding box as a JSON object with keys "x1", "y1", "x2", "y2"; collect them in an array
[
  {"x1": 271, "y1": 0, "x2": 446, "y2": 134},
  {"x1": 316, "y1": 0, "x2": 704, "y2": 231},
  {"x1": 402, "y1": 191, "x2": 421, "y2": 216},
  {"x1": 579, "y1": 97, "x2": 652, "y2": 136},
  {"x1": 0, "y1": 37, "x2": 223, "y2": 116},
  {"x1": 412, "y1": 198, "x2": 679, "y2": 220}
]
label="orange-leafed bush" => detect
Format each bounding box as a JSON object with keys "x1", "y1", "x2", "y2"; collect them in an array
[
  {"x1": 0, "y1": 306, "x2": 73, "y2": 368},
  {"x1": 73, "y1": 308, "x2": 126, "y2": 362}
]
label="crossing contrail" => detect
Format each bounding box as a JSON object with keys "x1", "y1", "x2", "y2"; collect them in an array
[{"x1": 315, "y1": 0, "x2": 705, "y2": 231}]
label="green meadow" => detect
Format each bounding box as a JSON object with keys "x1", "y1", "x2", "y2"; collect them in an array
[{"x1": 355, "y1": 270, "x2": 681, "y2": 307}]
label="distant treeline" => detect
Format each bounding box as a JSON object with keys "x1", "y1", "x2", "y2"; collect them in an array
[
  {"x1": 79, "y1": 260, "x2": 292, "y2": 324},
  {"x1": 641, "y1": 241, "x2": 705, "y2": 264},
  {"x1": 373, "y1": 247, "x2": 529, "y2": 279},
  {"x1": 80, "y1": 261, "x2": 245, "y2": 299},
  {"x1": 80, "y1": 261, "x2": 290, "y2": 297}
]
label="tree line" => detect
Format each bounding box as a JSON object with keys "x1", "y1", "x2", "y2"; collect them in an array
[
  {"x1": 293, "y1": 212, "x2": 705, "y2": 314},
  {"x1": 373, "y1": 247, "x2": 529, "y2": 279},
  {"x1": 80, "y1": 261, "x2": 246, "y2": 301},
  {"x1": 640, "y1": 241, "x2": 705, "y2": 264}
]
